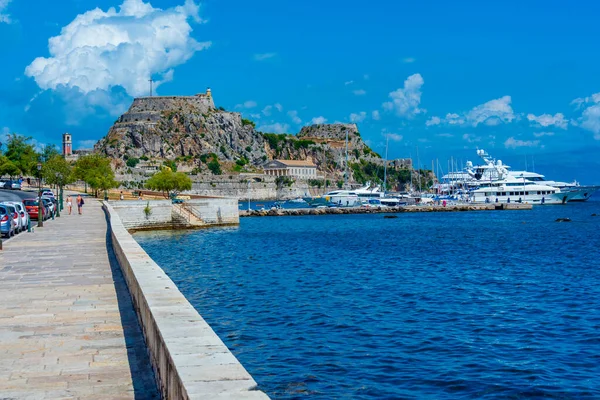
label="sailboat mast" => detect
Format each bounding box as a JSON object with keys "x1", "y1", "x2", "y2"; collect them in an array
[
  {"x1": 383, "y1": 134, "x2": 389, "y2": 193},
  {"x1": 417, "y1": 146, "x2": 422, "y2": 193},
  {"x1": 344, "y1": 128, "x2": 349, "y2": 188}
]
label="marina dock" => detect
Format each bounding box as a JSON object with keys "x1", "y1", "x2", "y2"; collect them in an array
[{"x1": 240, "y1": 203, "x2": 532, "y2": 217}]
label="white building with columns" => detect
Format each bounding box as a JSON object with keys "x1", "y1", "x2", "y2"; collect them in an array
[{"x1": 263, "y1": 159, "x2": 317, "y2": 178}]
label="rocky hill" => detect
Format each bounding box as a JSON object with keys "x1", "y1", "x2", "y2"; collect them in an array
[{"x1": 94, "y1": 93, "x2": 428, "y2": 188}]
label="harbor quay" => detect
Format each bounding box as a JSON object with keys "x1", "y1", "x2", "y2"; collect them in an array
[
  {"x1": 0, "y1": 197, "x2": 269, "y2": 399},
  {"x1": 241, "y1": 202, "x2": 533, "y2": 217}
]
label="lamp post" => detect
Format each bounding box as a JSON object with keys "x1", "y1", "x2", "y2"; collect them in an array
[
  {"x1": 37, "y1": 162, "x2": 43, "y2": 227},
  {"x1": 54, "y1": 172, "x2": 61, "y2": 218}
]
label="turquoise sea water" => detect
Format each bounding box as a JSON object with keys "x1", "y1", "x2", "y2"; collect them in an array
[{"x1": 135, "y1": 201, "x2": 600, "y2": 399}]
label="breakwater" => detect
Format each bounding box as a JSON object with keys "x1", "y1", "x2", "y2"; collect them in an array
[
  {"x1": 241, "y1": 203, "x2": 532, "y2": 217},
  {"x1": 103, "y1": 202, "x2": 269, "y2": 399}
]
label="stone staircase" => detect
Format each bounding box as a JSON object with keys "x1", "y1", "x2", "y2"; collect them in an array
[{"x1": 171, "y1": 203, "x2": 205, "y2": 228}]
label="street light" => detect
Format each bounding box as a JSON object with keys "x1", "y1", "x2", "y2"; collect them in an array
[
  {"x1": 54, "y1": 172, "x2": 61, "y2": 218},
  {"x1": 37, "y1": 162, "x2": 43, "y2": 227}
]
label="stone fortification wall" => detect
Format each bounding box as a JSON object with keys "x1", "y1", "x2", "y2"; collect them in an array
[
  {"x1": 129, "y1": 96, "x2": 215, "y2": 114},
  {"x1": 103, "y1": 202, "x2": 269, "y2": 399},
  {"x1": 190, "y1": 180, "x2": 315, "y2": 200}
]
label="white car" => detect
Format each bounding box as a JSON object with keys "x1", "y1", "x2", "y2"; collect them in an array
[
  {"x1": 5, "y1": 201, "x2": 29, "y2": 231},
  {"x1": 41, "y1": 196, "x2": 56, "y2": 217},
  {"x1": 42, "y1": 190, "x2": 56, "y2": 199}
]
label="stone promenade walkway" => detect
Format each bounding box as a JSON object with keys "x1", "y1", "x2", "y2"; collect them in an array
[{"x1": 0, "y1": 197, "x2": 159, "y2": 399}]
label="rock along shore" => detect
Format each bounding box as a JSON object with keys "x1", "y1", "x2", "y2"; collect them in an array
[{"x1": 240, "y1": 203, "x2": 532, "y2": 217}]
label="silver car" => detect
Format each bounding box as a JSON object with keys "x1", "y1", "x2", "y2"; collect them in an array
[
  {"x1": 0, "y1": 204, "x2": 16, "y2": 237},
  {"x1": 1, "y1": 180, "x2": 22, "y2": 190},
  {"x1": 0, "y1": 203, "x2": 21, "y2": 234},
  {"x1": 5, "y1": 201, "x2": 29, "y2": 231}
]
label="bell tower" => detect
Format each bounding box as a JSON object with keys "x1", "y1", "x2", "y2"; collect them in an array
[{"x1": 62, "y1": 133, "x2": 72, "y2": 156}]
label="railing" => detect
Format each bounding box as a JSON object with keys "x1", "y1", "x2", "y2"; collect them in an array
[
  {"x1": 172, "y1": 204, "x2": 192, "y2": 223},
  {"x1": 180, "y1": 203, "x2": 204, "y2": 223}
]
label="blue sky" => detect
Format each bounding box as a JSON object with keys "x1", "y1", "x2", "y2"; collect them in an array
[{"x1": 1, "y1": 0, "x2": 600, "y2": 182}]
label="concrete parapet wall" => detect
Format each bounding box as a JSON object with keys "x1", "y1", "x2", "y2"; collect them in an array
[
  {"x1": 109, "y1": 200, "x2": 173, "y2": 230},
  {"x1": 187, "y1": 198, "x2": 239, "y2": 224},
  {"x1": 103, "y1": 202, "x2": 269, "y2": 400}
]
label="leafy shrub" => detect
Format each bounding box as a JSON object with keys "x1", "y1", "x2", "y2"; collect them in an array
[
  {"x1": 126, "y1": 157, "x2": 140, "y2": 168},
  {"x1": 208, "y1": 159, "x2": 222, "y2": 175},
  {"x1": 242, "y1": 118, "x2": 256, "y2": 128}
]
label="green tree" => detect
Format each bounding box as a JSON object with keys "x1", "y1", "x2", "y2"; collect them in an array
[
  {"x1": 42, "y1": 155, "x2": 74, "y2": 187},
  {"x1": 40, "y1": 144, "x2": 60, "y2": 162},
  {"x1": 0, "y1": 156, "x2": 21, "y2": 177},
  {"x1": 3, "y1": 133, "x2": 39, "y2": 175},
  {"x1": 73, "y1": 154, "x2": 119, "y2": 197},
  {"x1": 145, "y1": 168, "x2": 192, "y2": 198}
]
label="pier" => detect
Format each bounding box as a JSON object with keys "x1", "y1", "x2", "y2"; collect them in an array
[{"x1": 240, "y1": 203, "x2": 533, "y2": 217}]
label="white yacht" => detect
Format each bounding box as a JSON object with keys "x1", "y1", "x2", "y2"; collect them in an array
[
  {"x1": 508, "y1": 171, "x2": 599, "y2": 202},
  {"x1": 467, "y1": 161, "x2": 578, "y2": 204},
  {"x1": 439, "y1": 149, "x2": 597, "y2": 203},
  {"x1": 303, "y1": 189, "x2": 361, "y2": 207}
]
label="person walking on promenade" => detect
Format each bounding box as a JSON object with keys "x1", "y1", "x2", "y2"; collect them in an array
[
  {"x1": 66, "y1": 195, "x2": 73, "y2": 215},
  {"x1": 77, "y1": 195, "x2": 84, "y2": 215},
  {"x1": 120, "y1": 191, "x2": 124, "y2": 200}
]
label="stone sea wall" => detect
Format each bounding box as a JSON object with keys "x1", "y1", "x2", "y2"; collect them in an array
[
  {"x1": 103, "y1": 202, "x2": 269, "y2": 399},
  {"x1": 108, "y1": 198, "x2": 240, "y2": 230}
]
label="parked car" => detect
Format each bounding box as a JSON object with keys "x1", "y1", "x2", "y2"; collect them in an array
[
  {"x1": 1, "y1": 180, "x2": 22, "y2": 190},
  {"x1": 5, "y1": 201, "x2": 29, "y2": 231},
  {"x1": 0, "y1": 204, "x2": 16, "y2": 237},
  {"x1": 41, "y1": 197, "x2": 55, "y2": 217},
  {"x1": 0, "y1": 203, "x2": 21, "y2": 234},
  {"x1": 42, "y1": 190, "x2": 55, "y2": 199},
  {"x1": 23, "y1": 199, "x2": 42, "y2": 220}
]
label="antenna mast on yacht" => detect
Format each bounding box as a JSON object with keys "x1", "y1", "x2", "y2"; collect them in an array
[{"x1": 383, "y1": 134, "x2": 389, "y2": 193}]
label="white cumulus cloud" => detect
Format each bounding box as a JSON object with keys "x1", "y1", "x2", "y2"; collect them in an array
[
  {"x1": 580, "y1": 104, "x2": 600, "y2": 140},
  {"x1": 311, "y1": 116, "x2": 327, "y2": 124},
  {"x1": 504, "y1": 137, "x2": 540, "y2": 149},
  {"x1": 353, "y1": 89, "x2": 366, "y2": 96},
  {"x1": 257, "y1": 122, "x2": 289, "y2": 134},
  {"x1": 288, "y1": 110, "x2": 301, "y2": 124},
  {"x1": 427, "y1": 96, "x2": 515, "y2": 127},
  {"x1": 0, "y1": 0, "x2": 12, "y2": 23},
  {"x1": 466, "y1": 96, "x2": 515, "y2": 126},
  {"x1": 25, "y1": 0, "x2": 209, "y2": 99},
  {"x1": 372, "y1": 110, "x2": 380, "y2": 120},
  {"x1": 533, "y1": 131, "x2": 555, "y2": 138},
  {"x1": 388, "y1": 133, "x2": 403, "y2": 142},
  {"x1": 235, "y1": 100, "x2": 257, "y2": 109},
  {"x1": 382, "y1": 73, "x2": 425, "y2": 118},
  {"x1": 349, "y1": 112, "x2": 366, "y2": 123},
  {"x1": 425, "y1": 116, "x2": 441, "y2": 126},
  {"x1": 254, "y1": 53, "x2": 276, "y2": 61},
  {"x1": 572, "y1": 93, "x2": 600, "y2": 140},
  {"x1": 527, "y1": 113, "x2": 567, "y2": 129}
]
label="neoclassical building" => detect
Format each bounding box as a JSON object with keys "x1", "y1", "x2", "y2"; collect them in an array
[{"x1": 263, "y1": 159, "x2": 317, "y2": 178}]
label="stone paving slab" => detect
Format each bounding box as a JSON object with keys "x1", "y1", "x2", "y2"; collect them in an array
[{"x1": 0, "y1": 196, "x2": 159, "y2": 399}]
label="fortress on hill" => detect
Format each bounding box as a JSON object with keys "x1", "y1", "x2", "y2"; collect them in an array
[{"x1": 118, "y1": 88, "x2": 215, "y2": 124}]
